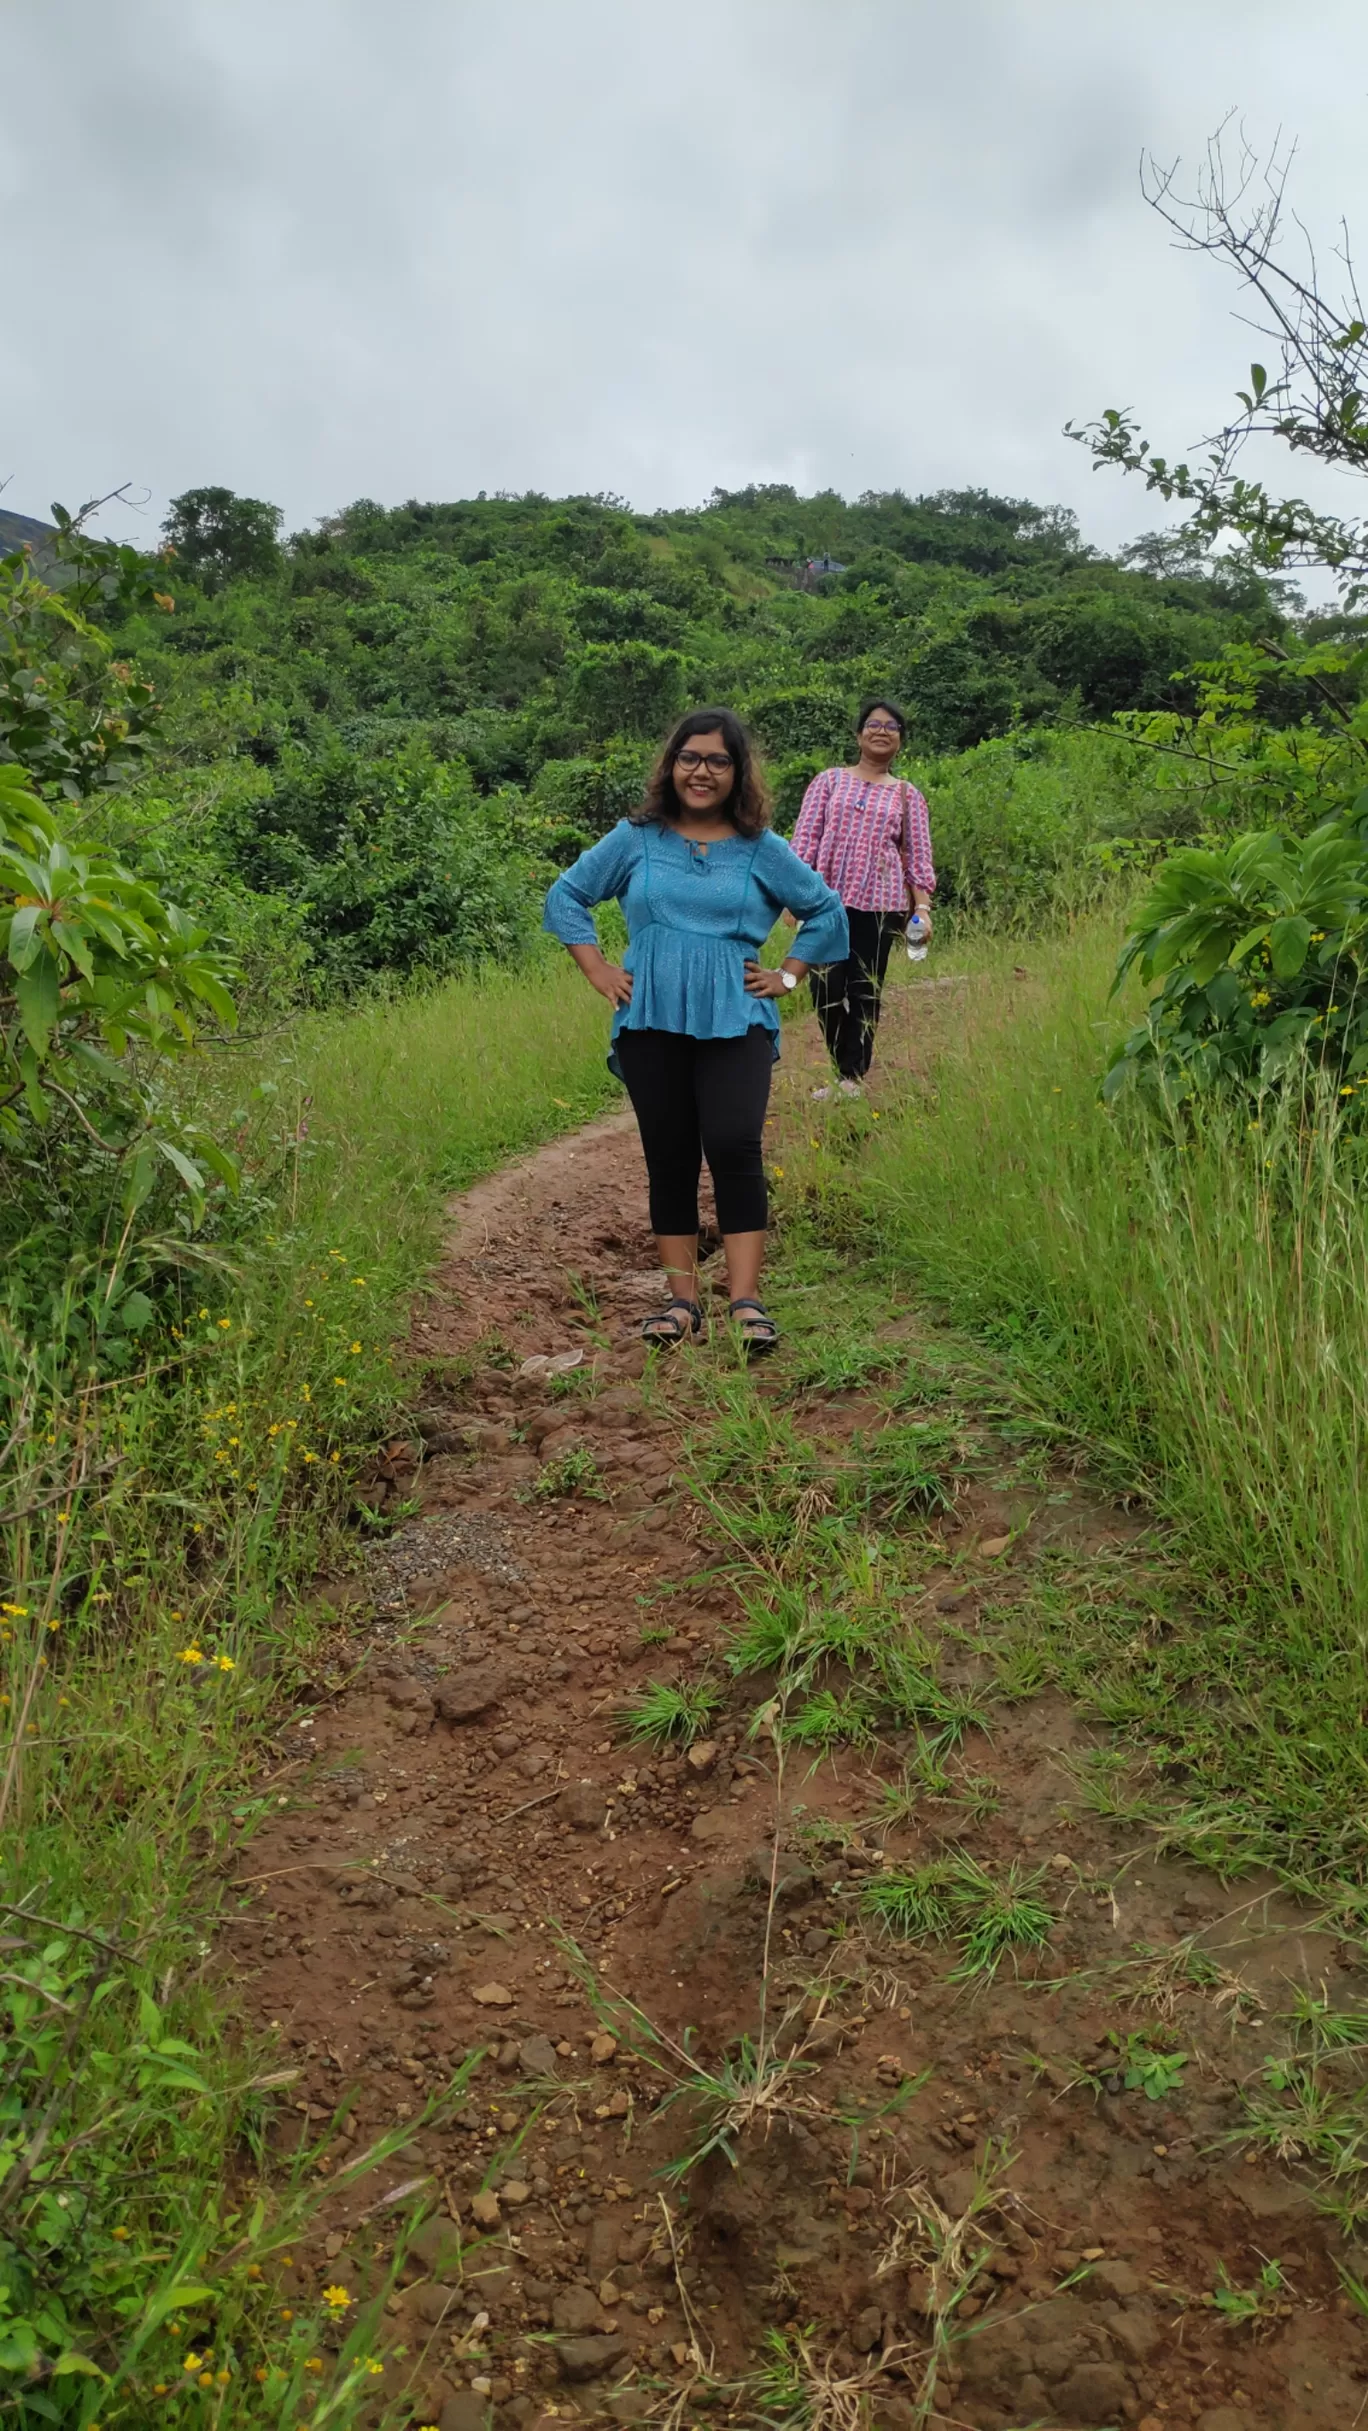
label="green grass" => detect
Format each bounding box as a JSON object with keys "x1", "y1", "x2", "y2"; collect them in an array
[
  {"x1": 835, "y1": 920, "x2": 1368, "y2": 1881},
  {"x1": 0, "y1": 952, "x2": 619, "y2": 2422},
  {"x1": 861, "y1": 1853, "x2": 1054, "y2": 1979},
  {"x1": 620, "y1": 1677, "x2": 723, "y2": 1751}
]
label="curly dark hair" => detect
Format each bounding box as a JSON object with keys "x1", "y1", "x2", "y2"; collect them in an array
[{"x1": 635, "y1": 707, "x2": 772, "y2": 839}]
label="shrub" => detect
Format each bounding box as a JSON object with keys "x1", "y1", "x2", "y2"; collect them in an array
[{"x1": 1105, "y1": 819, "x2": 1368, "y2": 1104}]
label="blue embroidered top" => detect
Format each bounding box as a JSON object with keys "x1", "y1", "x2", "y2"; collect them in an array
[{"x1": 543, "y1": 819, "x2": 849, "y2": 1050}]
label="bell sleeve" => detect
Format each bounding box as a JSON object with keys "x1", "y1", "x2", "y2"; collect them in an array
[
  {"x1": 543, "y1": 822, "x2": 639, "y2": 947},
  {"x1": 757, "y1": 833, "x2": 849, "y2": 968}
]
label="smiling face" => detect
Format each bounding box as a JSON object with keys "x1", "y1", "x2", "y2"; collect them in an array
[
  {"x1": 859, "y1": 709, "x2": 903, "y2": 770},
  {"x1": 671, "y1": 728, "x2": 736, "y2": 820}
]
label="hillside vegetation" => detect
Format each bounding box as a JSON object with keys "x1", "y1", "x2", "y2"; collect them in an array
[{"x1": 98, "y1": 481, "x2": 1298, "y2": 997}]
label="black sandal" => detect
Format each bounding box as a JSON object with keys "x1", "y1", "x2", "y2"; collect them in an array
[
  {"x1": 729, "y1": 1298, "x2": 779, "y2": 1357},
  {"x1": 641, "y1": 1298, "x2": 704, "y2": 1348}
]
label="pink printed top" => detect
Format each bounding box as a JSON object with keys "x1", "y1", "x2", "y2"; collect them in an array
[{"x1": 791, "y1": 768, "x2": 936, "y2": 914}]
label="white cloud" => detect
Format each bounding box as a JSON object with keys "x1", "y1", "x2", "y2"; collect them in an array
[{"x1": 2, "y1": 0, "x2": 1365, "y2": 558}]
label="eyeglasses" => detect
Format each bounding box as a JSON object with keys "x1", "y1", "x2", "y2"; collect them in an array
[
  {"x1": 863, "y1": 722, "x2": 902, "y2": 737},
  {"x1": 675, "y1": 749, "x2": 734, "y2": 773}
]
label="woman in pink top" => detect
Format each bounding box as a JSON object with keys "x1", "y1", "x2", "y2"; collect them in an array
[{"x1": 791, "y1": 698, "x2": 935, "y2": 1096}]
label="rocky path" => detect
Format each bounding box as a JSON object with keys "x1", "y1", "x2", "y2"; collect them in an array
[{"x1": 222, "y1": 988, "x2": 1368, "y2": 2431}]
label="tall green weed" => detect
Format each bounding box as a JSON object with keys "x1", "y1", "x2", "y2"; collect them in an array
[
  {"x1": 862, "y1": 926, "x2": 1368, "y2": 1871},
  {"x1": 0, "y1": 951, "x2": 619, "y2": 2419}
]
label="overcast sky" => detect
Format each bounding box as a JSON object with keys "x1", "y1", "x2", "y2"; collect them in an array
[{"x1": 3, "y1": 1, "x2": 1366, "y2": 561}]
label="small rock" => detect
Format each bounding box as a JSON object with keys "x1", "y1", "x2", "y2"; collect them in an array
[
  {"x1": 690, "y1": 1808, "x2": 731, "y2": 1842},
  {"x1": 472, "y1": 1982, "x2": 515, "y2": 2007},
  {"x1": 1092, "y1": 2258, "x2": 1141, "y2": 2300},
  {"x1": 435, "y1": 1670, "x2": 507, "y2": 1723},
  {"x1": 501, "y1": 2179, "x2": 532, "y2": 2207},
  {"x1": 409, "y1": 2216, "x2": 466, "y2": 2277},
  {"x1": 416, "y1": 2282, "x2": 461, "y2": 2326},
  {"x1": 469, "y1": 2190, "x2": 501, "y2": 2230},
  {"x1": 590, "y1": 2031, "x2": 618, "y2": 2065},
  {"x1": 560, "y1": 1780, "x2": 606, "y2": 1831},
  {"x1": 934, "y1": 2167, "x2": 978, "y2": 2217},
  {"x1": 557, "y1": 2332, "x2": 629, "y2": 2382},
  {"x1": 491, "y1": 1731, "x2": 522, "y2": 1758},
  {"x1": 553, "y1": 2284, "x2": 606, "y2": 2334},
  {"x1": 1053, "y1": 2362, "x2": 1129, "y2": 2423},
  {"x1": 686, "y1": 1740, "x2": 718, "y2": 1774},
  {"x1": 851, "y1": 2305, "x2": 883, "y2": 2354},
  {"x1": 978, "y1": 1533, "x2": 1012, "y2": 1558},
  {"x1": 440, "y1": 2394, "x2": 492, "y2": 2431},
  {"x1": 519, "y1": 2033, "x2": 560, "y2": 2077}
]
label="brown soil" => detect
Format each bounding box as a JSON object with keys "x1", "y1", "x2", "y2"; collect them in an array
[{"x1": 223, "y1": 990, "x2": 1368, "y2": 2431}]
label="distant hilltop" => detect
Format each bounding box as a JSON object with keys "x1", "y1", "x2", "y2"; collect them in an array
[{"x1": 0, "y1": 506, "x2": 59, "y2": 565}]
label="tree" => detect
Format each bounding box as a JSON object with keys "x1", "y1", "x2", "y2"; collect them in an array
[
  {"x1": 1068, "y1": 121, "x2": 1368, "y2": 606},
  {"x1": 162, "y1": 486, "x2": 283, "y2": 591},
  {"x1": 568, "y1": 640, "x2": 686, "y2": 741},
  {"x1": 1072, "y1": 127, "x2": 1368, "y2": 1108}
]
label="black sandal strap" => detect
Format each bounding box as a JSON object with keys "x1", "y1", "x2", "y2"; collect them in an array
[
  {"x1": 641, "y1": 1298, "x2": 703, "y2": 1344},
  {"x1": 729, "y1": 1298, "x2": 779, "y2": 1344}
]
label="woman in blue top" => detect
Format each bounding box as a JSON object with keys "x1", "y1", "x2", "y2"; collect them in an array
[{"x1": 544, "y1": 707, "x2": 847, "y2": 1353}]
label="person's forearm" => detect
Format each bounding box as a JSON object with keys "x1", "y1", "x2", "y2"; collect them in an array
[{"x1": 567, "y1": 940, "x2": 611, "y2": 982}]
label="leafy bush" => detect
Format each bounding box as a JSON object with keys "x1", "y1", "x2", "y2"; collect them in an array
[
  {"x1": 568, "y1": 639, "x2": 686, "y2": 740},
  {"x1": 921, "y1": 728, "x2": 1161, "y2": 927},
  {"x1": 1, "y1": 758, "x2": 238, "y2": 1173},
  {"x1": 1105, "y1": 819, "x2": 1368, "y2": 1103},
  {"x1": 210, "y1": 743, "x2": 540, "y2": 992},
  {"x1": 529, "y1": 736, "x2": 650, "y2": 853},
  {"x1": 1, "y1": 507, "x2": 172, "y2": 799}
]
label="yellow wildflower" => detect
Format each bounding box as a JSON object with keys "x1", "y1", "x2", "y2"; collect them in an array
[
  {"x1": 215, "y1": 1654, "x2": 236, "y2": 1673},
  {"x1": 350, "y1": 1342, "x2": 361, "y2": 1355},
  {"x1": 333, "y1": 1377, "x2": 347, "y2": 1387},
  {"x1": 183, "y1": 2353, "x2": 203, "y2": 2373},
  {"x1": 322, "y1": 2284, "x2": 352, "y2": 2311},
  {"x1": 111, "y1": 2225, "x2": 130, "y2": 2241},
  {"x1": 218, "y1": 1317, "x2": 231, "y2": 1330},
  {"x1": 177, "y1": 1645, "x2": 204, "y2": 1665}
]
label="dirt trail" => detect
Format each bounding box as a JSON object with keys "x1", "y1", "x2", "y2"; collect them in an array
[{"x1": 224, "y1": 988, "x2": 1368, "y2": 2431}]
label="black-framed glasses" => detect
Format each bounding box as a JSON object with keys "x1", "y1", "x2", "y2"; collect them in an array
[
  {"x1": 676, "y1": 749, "x2": 734, "y2": 772},
  {"x1": 863, "y1": 721, "x2": 902, "y2": 737}
]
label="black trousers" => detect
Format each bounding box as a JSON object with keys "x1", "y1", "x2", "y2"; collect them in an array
[
  {"x1": 810, "y1": 906, "x2": 906, "y2": 1079},
  {"x1": 616, "y1": 1027, "x2": 773, "y2": 1238}
]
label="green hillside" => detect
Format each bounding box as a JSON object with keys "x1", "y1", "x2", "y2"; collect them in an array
[{"x1": 100, "y1": 482, "x2": 1286, "y2": 997}]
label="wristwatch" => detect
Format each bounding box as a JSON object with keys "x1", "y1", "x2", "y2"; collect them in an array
[{"x1": 780, "y1": 969, "x2": 798, "y2": 991}]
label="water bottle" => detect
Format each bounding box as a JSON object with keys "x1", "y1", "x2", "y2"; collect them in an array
[{"x1": 906, "y1": 914, "x2": 929, "y2": 965}]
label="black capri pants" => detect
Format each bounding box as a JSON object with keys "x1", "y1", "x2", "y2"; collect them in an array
[{"x1": 615, "y1": 1026, "x2": 773, "y2": 1237}]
